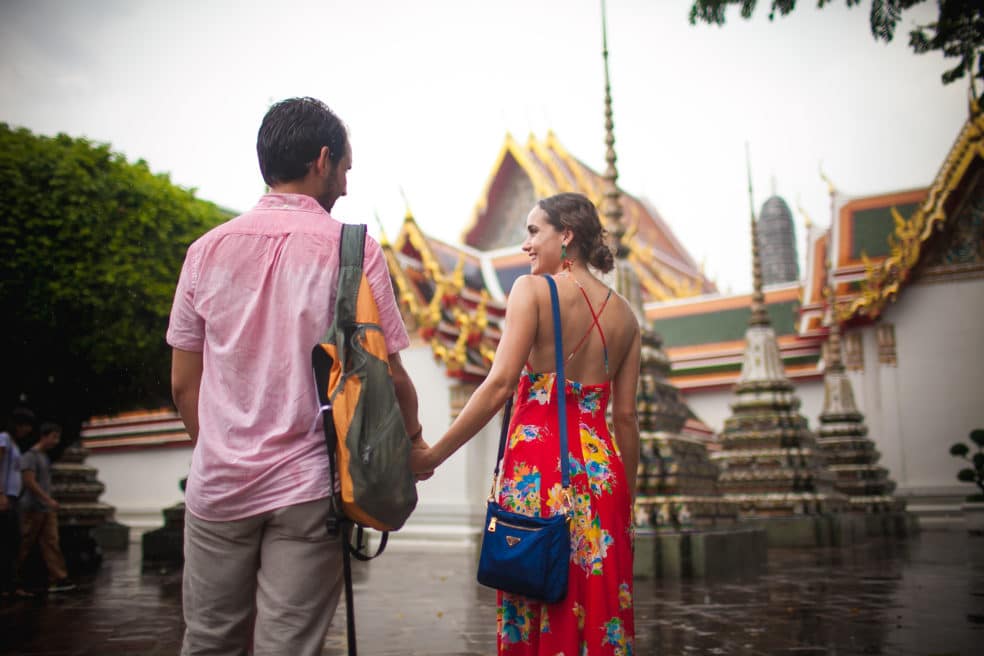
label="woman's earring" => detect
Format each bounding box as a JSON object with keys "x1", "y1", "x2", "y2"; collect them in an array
[{"x1": 561, "y1": 243, "x2": 573, "y2": 272}]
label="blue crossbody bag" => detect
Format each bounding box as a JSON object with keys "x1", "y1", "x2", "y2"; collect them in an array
[{"x1": 477, "y1": 275, "x2": 572, "y2": 603}]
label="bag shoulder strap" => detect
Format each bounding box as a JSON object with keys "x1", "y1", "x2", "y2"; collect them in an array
[
  {"x1": 493, "y1": 274, "x2": 570, "y2": 488},
  {"x1": 332, "y1": 224, "x2": 368, "y2": 333}
]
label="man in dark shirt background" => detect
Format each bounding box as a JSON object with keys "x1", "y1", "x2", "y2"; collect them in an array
[{"x1": 18, "y1": 422, "x2": 74, "y2": 593}]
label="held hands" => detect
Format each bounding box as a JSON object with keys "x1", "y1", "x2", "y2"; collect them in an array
[{"x1": 409, "y1": 430, "x2": 435, "y2": 482}]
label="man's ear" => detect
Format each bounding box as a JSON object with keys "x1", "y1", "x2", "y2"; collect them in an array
[{"x1": 315, "y1": 146, "x2": 332, "y2": 175}]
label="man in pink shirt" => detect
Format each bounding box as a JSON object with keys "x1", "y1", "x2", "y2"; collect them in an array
[{"x1": 168, "y1": 97, "x2": 426, "y2": 656}]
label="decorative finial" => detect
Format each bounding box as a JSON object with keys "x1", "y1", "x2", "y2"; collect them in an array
[
  {"x1": 746, "y1": 143, "x2": 769, "y2": 327},
  {"x1": 373, "y1": 210, "x2": 390, "y2": 247},
  {"x1": 796, "y1": 197, "x2": 814, "y2": 230},
  {"x1": 399, "y1": 187, "x2": 413, "y2": 221},
  {"x1": 970, "y1": 78, "x2": 982, "y2": 118},
  {"x1": 600, "y1": 0, "x2": 627, "y2": 258},
  {"x1": 819, "y1": 161, "x2": 837, "y2": 197}
]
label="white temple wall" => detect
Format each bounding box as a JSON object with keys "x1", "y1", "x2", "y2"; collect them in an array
[
  {"x1": 88, "y1": 448, "x2": 191, "y2": 530},
  {"x1": 874, "y1": 277, "x2": 984, "y2": 502}
]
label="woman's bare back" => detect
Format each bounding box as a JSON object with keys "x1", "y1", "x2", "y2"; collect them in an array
[{"x1": 525, "y1": 272, "x2": 638, "y2": 385}]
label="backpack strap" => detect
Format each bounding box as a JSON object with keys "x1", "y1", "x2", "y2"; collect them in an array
[
  {"x1": 325, "y1": 224, "x2": 368, "y2": 377},
  {"x1": 324, "y1": 224, "x2": 381, "y2": 656}
]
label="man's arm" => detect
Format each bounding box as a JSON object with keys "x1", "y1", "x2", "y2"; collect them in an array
[
  {"x1": 22, "y1": 469, "x2": 58, "y2": 511},
  {"x1": 172, "y1": 348, "x2": 204, "y2": 445},
  {"x1": 389, "y1": 352, "x2": 419, "y2": 437},
  {"x1": 389, "y1": 352, "x2": 432, "y2": 480}
]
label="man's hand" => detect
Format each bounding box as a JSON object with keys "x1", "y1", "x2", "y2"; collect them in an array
[
  {"x1": 0, "y1": 495, "x2": 8, "y2": 512},
  {"x1": 410, "y1": 433, "x2": 435, "y2": 481}
]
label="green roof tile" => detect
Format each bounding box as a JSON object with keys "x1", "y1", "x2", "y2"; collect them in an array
[{"x1": 655, "y1": 300, "x2": 799, "y2": 348}]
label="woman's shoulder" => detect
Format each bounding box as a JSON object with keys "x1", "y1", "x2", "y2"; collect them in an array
[
  {"x1": 603, "y1": 285, "x2": 635, "y2": 314},
  {"x1": 509, "y1": 274, "x2": 553, "y2": 298}
]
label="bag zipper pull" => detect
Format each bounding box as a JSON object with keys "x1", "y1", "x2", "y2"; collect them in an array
[{"x1": 488, "y1": 516, "x2": 497, "y2": 532}]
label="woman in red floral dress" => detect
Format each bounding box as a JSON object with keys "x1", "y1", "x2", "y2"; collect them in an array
[{"x1": 412, "y1": 192, "x2": 642, "y2": 656}]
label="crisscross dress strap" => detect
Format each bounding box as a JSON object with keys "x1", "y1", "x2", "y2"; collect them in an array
[{"x1": 566, "y1": 285, "x2": 612, "y2": 373}]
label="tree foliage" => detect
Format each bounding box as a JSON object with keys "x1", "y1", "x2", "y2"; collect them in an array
[
  {"x1": 0, "y1": 124, "x2": 230, "y2": 437},
  {"x1": 689, "y1": 0, "x2": 984, "y2": 94}
]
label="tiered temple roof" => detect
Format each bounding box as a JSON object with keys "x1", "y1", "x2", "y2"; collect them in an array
[
  {"x1": 646, "y1": 283, "x2": 824, "y2": 391},
  {"x1": 383, "y1": 131, "x2": 715, "y2": 382},
  {"x1": 800, "y1": 106, "x2": 984, "y2": 333}
]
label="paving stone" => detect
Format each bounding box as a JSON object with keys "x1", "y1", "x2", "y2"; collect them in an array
[{"x1": 0, "y1": 530, "x2": 981, "y2": 654}]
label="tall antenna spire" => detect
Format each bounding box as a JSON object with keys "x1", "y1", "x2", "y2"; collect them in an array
[
  {"x1": 601, "y1": 0, "x2": 626, "y2": 257},
  {"x1": 746, "y1": 143, "x2": 769, "y2": 326}
]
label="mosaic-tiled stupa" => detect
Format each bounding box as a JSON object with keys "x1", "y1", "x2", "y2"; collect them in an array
[
  {"x1": 816, "y1": 321, "x2": 903, "y2": 512},
  {"x1": 711, "y1": 157, "x2": 845, "y2": 516},
  {"x1": 52, "y1": 441, "x2": 122, "y2": 572},
  {"x1": 634, "y1": 329, "x2": 737, "y2": 529}
]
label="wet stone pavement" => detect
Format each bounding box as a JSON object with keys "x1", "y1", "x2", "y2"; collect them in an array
[{"x1": 1, "y1": 528, "x2": 982, "y2": 655}]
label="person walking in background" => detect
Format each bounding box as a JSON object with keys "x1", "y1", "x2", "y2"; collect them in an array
[
  {"x1": 0, "y1": 409, "x2": 31, "y2": 599},
  {"x1": 168, "y1": 97, "x2": 428, "y2": 656},
  {"x1": 17, "y1": 421, "x2": 74, "y2": 594},
  {"x1": 411, "y1": 192, "x2": 641, "y2": 655}
]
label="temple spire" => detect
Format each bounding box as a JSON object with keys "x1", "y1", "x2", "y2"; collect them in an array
[
  {"x1": 746, "y1": 144, "x2": 769, "y2": 326},
  {"x1": 600, "y1": 0, "x2": 626, "y2": 257},
  {"x1": 824, "y1": 256, "x2": 846, "y2": 374}
]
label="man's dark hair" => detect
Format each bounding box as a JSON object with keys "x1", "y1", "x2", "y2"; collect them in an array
[
  {"x1": 39, "y1": 422, "x2": 61, "y2": 437},
  {"x1": 256, "y1": 97, "x2": 348, "y2": 186},
  {"x1": 10, "y1": 407, "x2": 34, "y2": 427}
]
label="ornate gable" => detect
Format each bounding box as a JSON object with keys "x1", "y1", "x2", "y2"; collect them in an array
[{"x1": 461, "y1": 132, "x2": 715, "y2": 302}]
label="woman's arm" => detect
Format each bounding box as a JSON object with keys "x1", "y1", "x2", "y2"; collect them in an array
[
  {"x1": 413, "y1": 276, "x2": 541, "y2": 471},
  {"x1": 611, "y1": 324, "x2": 641, "y2": 503}
]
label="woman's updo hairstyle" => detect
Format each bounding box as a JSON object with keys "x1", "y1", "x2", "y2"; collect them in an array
[{"x1": 537, "y1": 192, "x2": 615, "y2": 274}]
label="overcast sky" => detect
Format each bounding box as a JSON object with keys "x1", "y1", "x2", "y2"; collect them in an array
[{"x1": 0, "y1": 0, "x2": 970, "y2": 293}]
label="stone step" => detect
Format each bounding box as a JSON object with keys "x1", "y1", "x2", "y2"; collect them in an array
[{"x1": 383, "y1": 523, "x2": 482, "y2": 551}]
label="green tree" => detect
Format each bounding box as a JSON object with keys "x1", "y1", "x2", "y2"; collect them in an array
[
  {"x1": 0, "y1": 124, "x2": 231, "y2": 440},
  {"x1": 689, "y1": 0, "x2": 984, "y2": 94}
]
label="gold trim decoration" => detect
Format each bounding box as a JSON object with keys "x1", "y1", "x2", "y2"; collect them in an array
[
  {"x1": 528, "y1": 134, "x2": 574, "y2": 193},
  {"x1": 837, "y1": 108, "x2": 984, "y2": 322},
  {"x1": 461, "y1": 133, "x2": 558, "y2": 244}
]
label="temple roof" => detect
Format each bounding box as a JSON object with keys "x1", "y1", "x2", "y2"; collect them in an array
[
  {"x1": 646, "y1": 284, "x2": 824, "y2": 390},
  {"x1": 383, "y1": 130, "x2": 716, "y2": 381},
  {"x1": 461, "y1": 131, "x2": 715, "y2": 300},
  {"x1": 800, "y1": 105, "x2": 984, "y2": 333}
]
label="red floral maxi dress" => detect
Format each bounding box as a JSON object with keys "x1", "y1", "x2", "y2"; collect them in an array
[{"x1": 495, "y1": 369, "x2": 635, "y2": 656}]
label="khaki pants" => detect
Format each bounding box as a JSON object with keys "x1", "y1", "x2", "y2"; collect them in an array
[
  {"x1": 18, "y1": 510, "x2": 68, "y2": 583},
  {"x1": 181, "y1": 497, "x2": 343, "y2": 656}
]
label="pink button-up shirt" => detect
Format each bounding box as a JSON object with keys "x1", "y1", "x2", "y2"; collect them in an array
[{"x1": 167, "y1": 193, "x2": 409, "y2": 521}]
